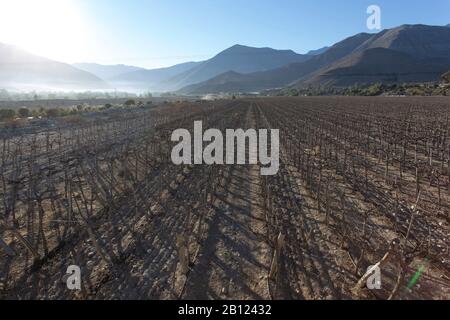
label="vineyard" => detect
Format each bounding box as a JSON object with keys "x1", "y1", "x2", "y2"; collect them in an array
[{"x1": 0, "y1": 97, "x2": 449, "y2": 300}]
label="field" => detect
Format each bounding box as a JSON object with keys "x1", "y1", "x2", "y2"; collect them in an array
[{"x1": 0, "y1": 96, "x2": 449, "y2": 300}]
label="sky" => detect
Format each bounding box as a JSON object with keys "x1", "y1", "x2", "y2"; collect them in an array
[{"x1": 0, "y1": 0, "x2": 449, "y2": 69}]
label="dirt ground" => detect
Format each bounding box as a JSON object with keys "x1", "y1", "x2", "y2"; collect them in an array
[{"x1": 0, "y1": 97, "x2": 449, "y2": 300}]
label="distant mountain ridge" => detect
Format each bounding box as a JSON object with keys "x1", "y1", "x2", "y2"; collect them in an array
[
  {"x1": 0, "y1": 43, "x2": 108, "y2": 91},
  {"x1": 109, "y1": 61, "x2": 203, "y2": 92},
  {"x1": 110, "y1": 44, "x2": 311, "y2": 91},
  {"x1": 73, "y1": 63, "x2": 146, "y2": 80},
  {"x1": 165, "y1": 45, "x2": 310, "y2": 90},
  {"x1": 306, "y1": 47, "x2": 329, "y2": 56}
]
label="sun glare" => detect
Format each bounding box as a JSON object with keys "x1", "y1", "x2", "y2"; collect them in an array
[{"x1": 0, "y1": 0, "x2": 86, "y2": 63}]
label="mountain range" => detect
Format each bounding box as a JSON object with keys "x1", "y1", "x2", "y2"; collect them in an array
[
  {"x1": 108, "y1": 61, "x2": 203, "y2": 92},
  {"x1": 1, "y1": 23, "x2": 449, "y2": 94},
  {"x1": 180, "y1": 24, "x2": 450, "y2": 94},
  {"x1": 105, "y1": 45, "x2": 311, "y2": 92},
  {"x1": 72, "y1": 63, "x2": 146, "y2": 80}
]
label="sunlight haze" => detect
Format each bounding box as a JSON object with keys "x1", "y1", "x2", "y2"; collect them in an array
[{"x1": 0, "y1": 0, "x2": 88, "y2": 63}]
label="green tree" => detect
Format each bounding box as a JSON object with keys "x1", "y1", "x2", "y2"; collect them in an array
[
  {"x1": 442, "y1": 70, "x2": 450, "y2": 83},
  {"x1": 18, "y1": 107, "x2": 31, "y2": 118}
]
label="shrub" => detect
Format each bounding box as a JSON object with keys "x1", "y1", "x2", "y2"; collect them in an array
[
  {"x1": 0, "y1": 109, "x2": 16, "y2": 120},
  {"x1": 46, "y1": 108, "x2": 61, "y2": 118},
  {"x1": 364, "y1": 83, "x2": 383, "y2": 96}
]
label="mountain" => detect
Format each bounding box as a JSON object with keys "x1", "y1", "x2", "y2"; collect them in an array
[
  {"x1": 73, "y1": 63, "x2": 145, "y2": 80},
  {"x1": 295, "y1": 24, "x2": 450, "y2": 87},
  {"x1": 109, "y1": 61, "x2": 203, "y2": 91},
  {"x1": 0, "y1": 43, "x2": 108, "y2": 91},
  {"x1": 180, "y1": 24, "x2": 450, "y2": 94},
  {"x1": 179, "y1": 33, "x2": 373, "y2": 94},
  {"x1": 302, "y1": 47, "x2": 450, "y2": 87},
  {"x1": 166, "y1": 44, "x2": 311, "y2": 91},
  {"x1": 306, "y1": 47, "x2": 329, "y2": 56}
]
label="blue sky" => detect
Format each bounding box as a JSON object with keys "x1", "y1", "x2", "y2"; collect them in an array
[{"x1": 1, "y1": 0, "x2": 449, "y2": 68}]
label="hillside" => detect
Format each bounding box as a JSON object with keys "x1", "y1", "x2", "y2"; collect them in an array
[
  {"x1": 353, "y1": 24, "x2": 450, "y2": 61},
  {"x1": 302, "y1": 48, "x2": 450, "y2": 87},
  {"x1": 294, "y1": 24, "x2": 450, "y2": 87}
]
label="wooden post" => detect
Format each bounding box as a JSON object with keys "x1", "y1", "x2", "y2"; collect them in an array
[
  {"x1": 429, "y1": 145, "x2": 433, "y2": 167},
  {"x1": 317, "y1": 166, "x2": 322, "y2": 213},
  {"x1": 176, "y1": 234, "x2": 190, "y2": 275},
  {"x1": 269, "y1": 233, "x2": 285, "y2": 281},
  {"x1": 415, "y1": 167, "x2": 420, "y2": 198},
  {"x1": 3, "y1": 225, "x2": 39, "y2": 259},
  {"x1": 352, "y1": 239, "x2": 400, "y2": 295},
  {"x1": 325, "y1": 184, "x2": 330, "y2": 224}
]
